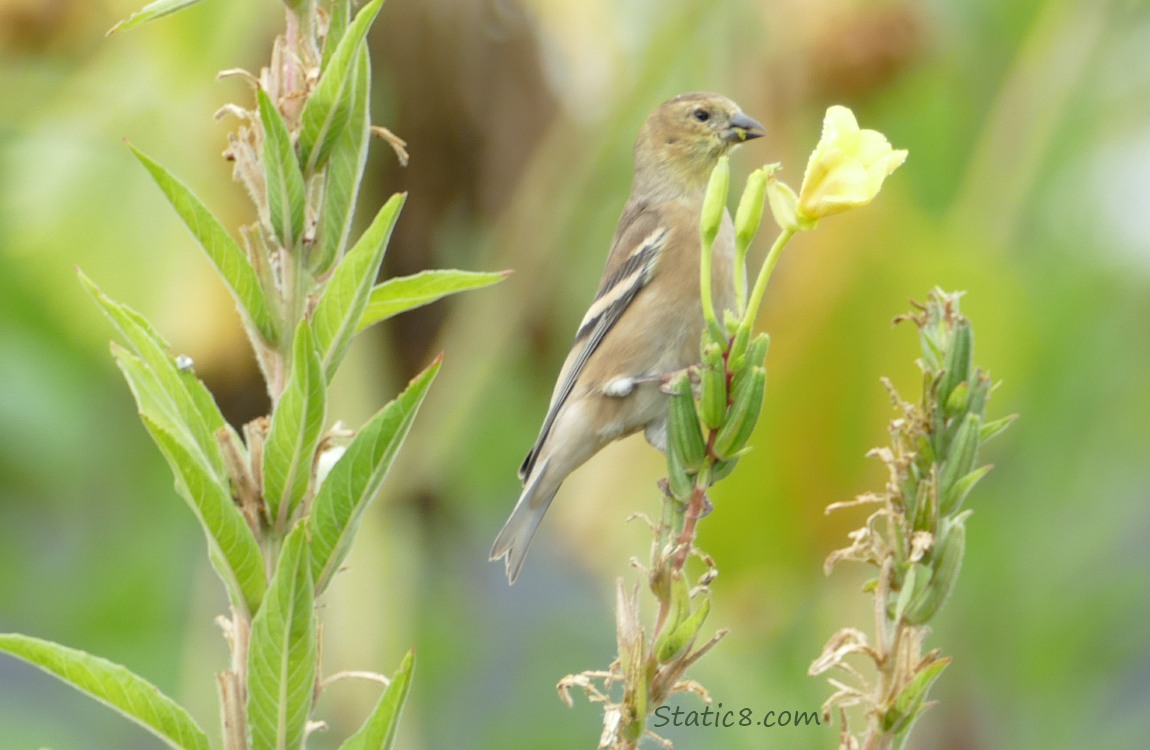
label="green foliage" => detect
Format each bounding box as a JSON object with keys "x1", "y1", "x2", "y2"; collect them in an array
[
  {"x1": 141, "y1": 412, "x2": 268, "y2": 613},
  {"x1": 257, "y1": 88, "x2": 307, "y2": 251},
  {"x1": 314, "y1": 193, "x2": 406, "y2": 381},
  {"x1": 358, "y1": 269, "x2": 512, "y2": 332},
  {"x1": 310, "y1": 357, "x2": 441, "y2": 594},
  {"x1": 4, "y1": 0, "x2": 508, "y2": 746},
  {"x1": 81, "y1": 273, "x2": 266, "y2": 613},
  {"x1": 247, "y1": 526, "x2": 316, "y2": 750},
  {"x1": 312, "y1": 46, "x2": 371, "y2": 276},
  {"x1": 129, "y1": 146, "x2": 278, "y2": 344},
  {"x1": 338, "y1": 650, "x2": 415, "y2": 750},
  {"x1": 108, "y1": 0, "x2": 208, "y2": 34},
  {"x1": 0, "y1": 634, "x2": 212, "y2": 750},
  {"x1": 299, "y1": 0, "x2": 386, "y2": 172},
  {"x1": 814, "y1": 289, "x2": 1013, "y2": 747},
  {"x1": 262, "y1": 322, "x2": 327, "y2": 528}
]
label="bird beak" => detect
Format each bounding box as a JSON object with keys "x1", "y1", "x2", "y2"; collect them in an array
[{"x1": 723, "y1": 112, "x2": 765, "y2": 143}]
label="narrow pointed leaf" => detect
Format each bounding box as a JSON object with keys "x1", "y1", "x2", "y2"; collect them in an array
[
  {"x1": 0, "y1": 634, "x2": 211, "y2": 750},
  {"x1": 311, "y1": 45, "x2": 371, "y2": 276},
  {"x1": 338, "y1": 650, "x2": 415, "y2": 750},
  {"x1": 108, "y1": 0, "x2": 206, "y2": 34},
  {"x1": 258, "y1": 88, "x2": 307, "y2": 249},
  {"x1": 298, "y1": 0, "x2": 385, "y2": 171},
  {"x1": 358, "y1": 269, "x2": 511, "y2": 332},
  {"x1": 247, "y1": 526, "x2": 316, "y2": 750},
  {"x1": 263, "y1": 321, "x2": 326, "y2": 528},
  {"x1": 83, "y1": 273, "x2": 228, "y2": 481},
  {"x1": 980, "y1": 414, "x2": 1017, "y2": 444},
  {"x1": 313, "y1": 193, "x2": 404, "y2": 381},
  {"x1": 137, "y1": 409, "x2": 266, "y2": 612},
  {"x1": 311, "y1": 357, "x2": 440, "y2": 592},
  {"x1": 320, "y1": 0, "x2": 352, "y2": 72},
  {"x1": 130, "y1": 146, "x2": 277, "y2": 343},
  {"x1": 884, "y1": 657, "x2": 950, "y2": 734}
]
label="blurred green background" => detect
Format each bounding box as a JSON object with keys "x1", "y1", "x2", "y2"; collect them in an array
[{"x1": 2, "y1": 0, "x2": 1148, "y2": 748}]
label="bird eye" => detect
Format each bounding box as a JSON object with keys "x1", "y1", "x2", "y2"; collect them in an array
[{"x1": 692, "y1": 109, "x2": 710, "y2": 122}]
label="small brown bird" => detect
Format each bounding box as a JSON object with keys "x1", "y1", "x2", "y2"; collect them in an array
[{"x1": 491, "y1": 93, "x2": 764, "y2": 583}]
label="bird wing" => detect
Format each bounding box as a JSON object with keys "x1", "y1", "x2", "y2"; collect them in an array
[{"x1": 519, "y1": 207, "x2": 670, "y2": 481}]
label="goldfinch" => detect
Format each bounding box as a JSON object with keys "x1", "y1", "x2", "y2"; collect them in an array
[{"x1": 491, "y1": 92, "x2": 764, "y2": 583}]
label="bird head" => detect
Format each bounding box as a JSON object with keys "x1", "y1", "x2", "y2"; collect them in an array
[{"x1": 634, "y1": 92, "x2": 765, "y2": 196}]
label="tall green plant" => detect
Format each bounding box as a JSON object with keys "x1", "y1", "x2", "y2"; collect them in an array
[
  {"x1": 810, "y1": 289, "x2": 1014, "y2": 749},
  {"x1": 0, "y1": 1, "x2": 505, "y2": 747}
]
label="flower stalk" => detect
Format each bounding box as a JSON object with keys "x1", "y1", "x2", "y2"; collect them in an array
[
  {"x1": 810, "y1": 289, "x2": 1015, "y2": 749},
  {"x1": 563, "y1": 105, "x2": 908, "y2": 748}
]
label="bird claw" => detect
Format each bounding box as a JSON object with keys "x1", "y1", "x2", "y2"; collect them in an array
[{"x1": 655, "y1": 368, "x2": 693, "y2": 394}]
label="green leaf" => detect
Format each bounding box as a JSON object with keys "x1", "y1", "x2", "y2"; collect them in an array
[
  {"x1": 107, "y1": 0, "x2": 206, "y2": 34},
  {"x1": 313, "y1": 193, "x2": 405, "y2": 381},
  {"x1": 137, "y1": 409, "x2": 266, "y2": 613},
  {"x1": 263, "y1": 321, "x2": 327, "y2": 528},
  {"x1": 338, "y1": 650, "x2": 415, "y2": 750},
  {"x1": 247, "y1": 526, "x2": 316, "y2": 750},
  {"x1": 311, "y1": 45, "x2": 371, "y2": 276},
  {"x1": 298, "y1": 0, "x2": 385, "y2": 172},
  {"x1": 258, "y1": 88, "x2": 307, "y2": 249},
  {"x1": 320, "y1": 0, "x2": 352, "y2": 72},
  {"x1": 0, "y1": 633, "x2": 211, "y2": 750},
  {"x1": 311, "y1": 357, "x2": 440, "y2": 593},
  {"x1": 358, "y1": 269, "x2": 512, "y2": 333},
  {"x1": 82, "y1": 272, "x2": 229, "y2": 481},
  {"x1": 980, "y1": 414, "x2": 1017, "y2": 444},
  {"x1": 130, "y1": 145, "x2": 278, "y2": 344},
  {"x1": 884, "y1": 657, "x2": 950, "y2": 735}
]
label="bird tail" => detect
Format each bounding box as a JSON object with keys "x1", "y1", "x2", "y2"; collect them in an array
[{"x1": 490, "y1": 457, "x2": 558, "y2": 584}]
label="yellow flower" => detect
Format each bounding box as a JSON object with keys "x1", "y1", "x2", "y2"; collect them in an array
[{"x1": 797, "y1": 105, "x2": 907, "y2": 222}]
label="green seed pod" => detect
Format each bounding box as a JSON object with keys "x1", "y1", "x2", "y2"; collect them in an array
[
  {"x1": 909, "y1": 479, "x2": 933, "y2": 532},
  {"x1": 656, "y1": 592, "x2": 712, "y2": 663},
  {"x1": 668, "y1": 571, "x2": 691, "y2": 633},
  {"x1": 966, "y1": 369, "x2": 990, "y2": 420},
  {"x1": 730, "y1": 332, "x2": 770, "y2": 394},
  {"x1": 937, "y1": 319, "x2": 972, "y2": 406},
  {"x1": 904, "y1": 520, "x2": 966, "y2": 624},
  {"x1": 698, "y1": 344, "x2": 728, "y2": 430},
  {"x1": 667, "y1": 372, "x2": 707, "y2": 472},
  {"x1": 942, "y1": 464, "x2": 992, "y2": 517},
  {"x1": 728, "y1": 322, "x2": 751, "y2": 364},
  {"x1": 712, "y1": 365, "x2": 766, "y2": 459},
  {"x1": 744, "y1": 332, "x2": 771, "y2": 368},
  {"x1": 666, "y1": 435, "x2": 694, "y2": 501},
  {"x1": 710, "y1": 457, "x2": 739, "y2": 482},
  {"x1": 938, "y1": 413, "x2": 981, "y2": 515}
]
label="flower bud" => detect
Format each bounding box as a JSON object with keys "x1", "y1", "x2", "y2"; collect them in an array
[
  {"x1": 700, "y1": 156, "x2": 730, "y2": 249},
  {"x1": 766, "y1": 175, "x2": 805, "y2": 232},
  {"x1": 735, "y1": 167, "x2": 768, "y2": 249}
]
